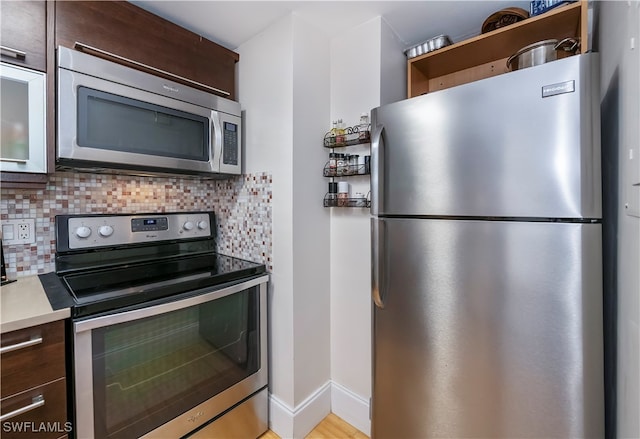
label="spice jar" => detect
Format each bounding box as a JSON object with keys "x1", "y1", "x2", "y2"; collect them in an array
[
  {"x1": 344, "y1": 154, "x2": 353, "y2": 175},
  {"x1": 358, "y1": 113, "x2": 369, "y2": 140},
  {"x1": 336, "y1": 119, "x2": 345, "y2": 144},
  {"x1": 357, "y1": 155, "x2": 366, "y2": 175},
  {"x1": 328, "y1": 121, "x2": 337, "y2": 146},
  {"x1": 337, "y1": 181, "x2": 350, "y2": 207},
  {"x1": 327, "y1": 182, "x2": 338, "y2": 207},
  {"x1": 328, "y1": 153, "x2": 337, "y2": 176},
  {"x1": 336, "y1": 154, "x2": 345, "y2": 177},
  {"x1": 349, "y1": 154, "x2": 359, "y2": 175}
]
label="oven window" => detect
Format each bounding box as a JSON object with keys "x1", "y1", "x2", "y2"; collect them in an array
[
  {"x1": 90, "y1": 287, "x2": 259, "y2": 438},
  {"x1": 77, "y1": 86, "x2": 209, "y2": 161}
]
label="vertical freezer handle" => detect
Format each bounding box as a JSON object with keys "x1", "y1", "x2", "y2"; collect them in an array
[
  {"x1": 371, "y1": 218, "x2": 386, "y2": 308},
  {"x1": 370, "y1": 122, "x2": 384, "y2": 216}
]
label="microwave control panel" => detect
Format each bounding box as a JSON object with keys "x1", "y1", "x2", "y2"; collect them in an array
[{"x1": 222, "y1": 122, "x2": 238, "y2": 166}]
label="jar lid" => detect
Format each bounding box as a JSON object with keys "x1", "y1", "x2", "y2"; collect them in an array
[{"x1": 328, "y1": 182, "x2": 338, "y2": 193}]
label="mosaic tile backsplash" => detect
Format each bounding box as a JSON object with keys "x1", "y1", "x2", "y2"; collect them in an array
[{"x1": 0, "y1": 171, "x2": 272, "y2": 278}]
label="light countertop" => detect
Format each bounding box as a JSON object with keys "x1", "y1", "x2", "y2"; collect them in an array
[{"x1": 1, "y1": 275, "x2": 70, "y2": 334}]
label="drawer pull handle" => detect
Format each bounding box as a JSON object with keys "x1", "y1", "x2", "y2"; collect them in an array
[
  {"x1": 0, "y1": 46, "x2": 27, "y2": 60},
  {"x1": 73, "y1": 41, "x2": 231, "y2": 97},
  {"x1": 0, "y1": 336, "x2": 43, "y2": 354},
  {"x1": 0, "y1": 158, "x2": 28, "y2": 164},
  {"x1": 0, "y1": 395, "x2": 45, "y2": 421}
]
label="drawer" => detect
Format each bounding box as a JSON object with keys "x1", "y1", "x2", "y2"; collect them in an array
[
  {"x1": 1, "y1": 321, "x2": 65, "y2": 398},
  {"x1": 0, "y1": 378, "x2": 68, "y2": 439}
]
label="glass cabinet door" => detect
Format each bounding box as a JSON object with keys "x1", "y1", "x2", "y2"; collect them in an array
[{"x1": 0, "y1": 63, "x2": 46, "y2": 173}]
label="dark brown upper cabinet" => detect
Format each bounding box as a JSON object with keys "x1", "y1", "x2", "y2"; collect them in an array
[
  {"x1": 54, "y1": 1, "x2": 240, "y2": 100},
  {"x1": 1, "y1": 1, "x2": 47, "y2": 72}
]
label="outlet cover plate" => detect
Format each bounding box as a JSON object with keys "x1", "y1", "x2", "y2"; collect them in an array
[{"x1": 1, "y1": 219, "x2": 36, "y2": 245}]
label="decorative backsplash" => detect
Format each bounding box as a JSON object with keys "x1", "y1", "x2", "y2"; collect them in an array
[{"x1": 0, "y1": 171, "x2": 272, "y2": 278}]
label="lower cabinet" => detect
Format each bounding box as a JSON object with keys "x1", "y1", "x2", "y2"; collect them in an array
[{"x1": 0, "y1": 320, "x2": 68, "y2": 438}]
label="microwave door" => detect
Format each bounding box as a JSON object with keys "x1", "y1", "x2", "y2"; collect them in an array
[{"x1": 57, "y1": 69, "x2": 218, "y2": 176}]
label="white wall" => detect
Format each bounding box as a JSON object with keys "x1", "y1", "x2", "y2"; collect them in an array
[
  {"x1": 329, "y1": 16, "x2": 380, "y2": 402},
  {"x1": 239, "y1": 11, "x2": 405, "y2": 438},
  {"x1": 238, "y1": 14, "x2": 296, "y2": 409},
  {"x1": 291, "y1": 7, "x2": 332, "y2": 415},
  {"x1": 598, "y1": 2, "x2": 640, "y2": 438},
  {"x1": 329, "y1": 17, "x2": 405, "y2": 436},
  {"x1": 238, "y1": 12, "x2": 333, "y2": 439}
]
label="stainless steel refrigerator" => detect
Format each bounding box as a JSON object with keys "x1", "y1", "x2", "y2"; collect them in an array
[{"x1": 370, "y1": 53, "x2": 603, "y2": 438}]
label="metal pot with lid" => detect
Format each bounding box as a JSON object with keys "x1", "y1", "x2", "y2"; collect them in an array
[{"x1": 507, "y1": 38, "x2": 580, "y2": 71}]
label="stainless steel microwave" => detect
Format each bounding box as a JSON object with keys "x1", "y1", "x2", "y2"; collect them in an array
[{"x1": 57, "y1": 46, "x2": 241, "y2": 177}]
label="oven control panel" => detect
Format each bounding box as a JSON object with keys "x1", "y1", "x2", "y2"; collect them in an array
[{"x1": 63, "y1": 212, "x2": 214, "y2": 250}]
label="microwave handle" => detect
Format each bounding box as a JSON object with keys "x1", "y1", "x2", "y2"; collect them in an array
[
  {"x1": 73, "y1": 42, "x2": 231, "y2": 97},
  {"x1": 211, "y1": 112, "x2": 222, "y2": 170}
]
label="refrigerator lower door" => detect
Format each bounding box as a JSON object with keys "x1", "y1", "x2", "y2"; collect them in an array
[{"x1": 371, "y1": 218, "x2": 603, "y2": 438}]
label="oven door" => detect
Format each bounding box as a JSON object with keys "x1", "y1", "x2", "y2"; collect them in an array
[{"x1": 72, "y1": 275, "x2": 268, "y2": 439}]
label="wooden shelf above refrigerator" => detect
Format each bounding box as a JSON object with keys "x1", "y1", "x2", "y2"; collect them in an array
[{"x1": 407, "y1": 1, "x2": 588, "y2": 98}]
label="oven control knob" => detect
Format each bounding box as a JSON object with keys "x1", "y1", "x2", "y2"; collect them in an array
[
  {"x1": 99, "y1": 225, "x2": 114, "y2": 237},
  {"x1": 197, "y1": 221, "x2": 208, "y2": 230},
  {"x1": 183, "y1": 221, "x2": 194, "y2": 231},
  {"x1": 75, "y1": 226, "x2": 92, "y2": 239}
]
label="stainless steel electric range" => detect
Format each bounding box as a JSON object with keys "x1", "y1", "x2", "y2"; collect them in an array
[{"x1": 45, "y1": 211, "x2": 268, "y2": 439}]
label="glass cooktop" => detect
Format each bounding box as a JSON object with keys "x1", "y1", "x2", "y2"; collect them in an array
[{"x1": 63, "y1": 253, "x2": 265, "y2": 318}]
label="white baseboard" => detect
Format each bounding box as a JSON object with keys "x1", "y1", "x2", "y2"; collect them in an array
[
  {"x1": 269, "y1": 381, "x2": 370, "y2": 438},
  {"x1": 330, "y1": 381, "x2": 371, "y2": 436},
  {"x1": 269, "y1": 395, "x2": 295, "y2": 439},
  {"x1": 269, "y1": 381, "x2": 331, "y2": 439}
]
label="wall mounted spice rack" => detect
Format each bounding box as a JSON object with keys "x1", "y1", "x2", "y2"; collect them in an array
[
  {"x1": 323, "y1": 162, "x2": 369, "y2": 177},
  {"x1": 324, "y1": 126, "x2": 370, "y2": 148},
  {"x1": 323, "y1": 193, "x2": 371, "y2": 208},
  {"x1": 322, "y1": 123, "x2": 371, "y2": 208}
]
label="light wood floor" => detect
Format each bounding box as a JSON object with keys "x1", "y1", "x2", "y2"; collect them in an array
[{"x1": 259, "y1": 413, "x2": 368, "y2": 439}]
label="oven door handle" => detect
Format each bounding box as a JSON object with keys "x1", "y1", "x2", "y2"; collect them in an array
[{"x1": 73, "y1": 274, "x2": 269, "y2": 333}]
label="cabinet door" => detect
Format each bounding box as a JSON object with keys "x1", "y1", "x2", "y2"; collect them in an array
[
  {"x1": 0, "y1": 378, "x2": 68, "y2": 439},
  {"x1": 55, "y1": 1, "x2": 239, "y2": 100},
  {"x1": 1, "y1": 320, "x2": 66, "y2": 399},
  {"x1": 0, "y1": 63, "x2": 47, "y2": 175},
  {"x1": 0, "y1": 1, "x2": 47, "y2": 72}
]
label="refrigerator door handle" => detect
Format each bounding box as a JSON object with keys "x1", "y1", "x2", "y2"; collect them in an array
[
  {"x1": 371, "y1": 218, "x2": 386, "y2": 308},
  {"x1": 371, "y1": 124, "x2": 384, "y2": 216}
]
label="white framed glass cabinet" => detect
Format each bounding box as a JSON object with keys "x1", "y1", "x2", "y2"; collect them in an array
[{"x1": 0, "y1": 62, "x2": 46, "y2": 174}]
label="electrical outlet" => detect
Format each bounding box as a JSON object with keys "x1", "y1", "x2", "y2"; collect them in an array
[
  {"x1": 1, "y1": 219, "x2": 36, "y2": 245},
  {"x1": 18, "y1": 223, "x2": 30, "y2": 240}
]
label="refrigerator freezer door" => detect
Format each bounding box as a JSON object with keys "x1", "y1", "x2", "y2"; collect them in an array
[
  {"x1": 371, "y1": 218, "x2": 603, "y2": 438},
  {"x1": 371, "y1": 54, "x2": 601, "y2": 219}
]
